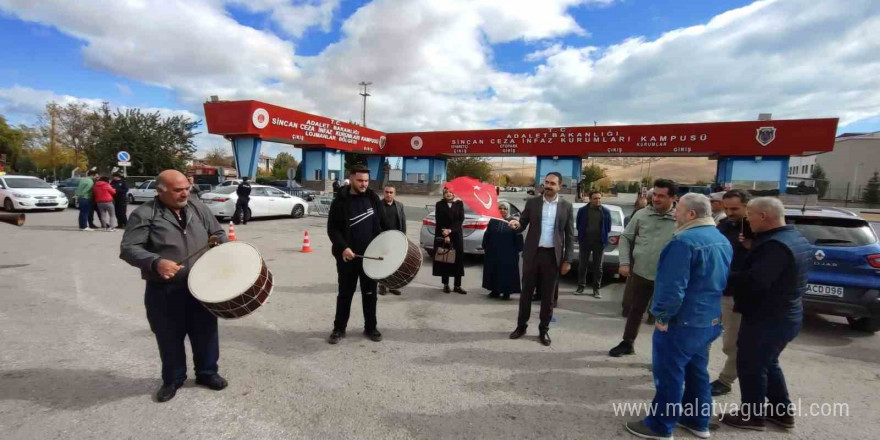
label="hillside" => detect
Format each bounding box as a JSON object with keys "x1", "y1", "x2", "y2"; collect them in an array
[{"x1": 492, "y1": 157, "x2": 716, "y2": 184}]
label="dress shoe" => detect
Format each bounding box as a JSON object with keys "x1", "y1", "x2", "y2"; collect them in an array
[
  {"x1": 573, "y1": 285, "x2": 586, "y2": 295},
  {"x1": 454, "y1": 287, "x2": 467, "y2": 295},
  {"x1": 592, "y1": 288, "x2": 602, "y2": 299},
  {"x1": 390, "y1": 289, "x2": 402, "y2": 295},
  {"x1": 509, "y1": 326, "x2": 527, "y2": 339},
  {"x1": 365, "y1": 328, "x2": 383, "y2": 342},
  {"x1": 378, "y1": 285, "x2": 387, "y2": 295},
  {"x1": 328, "y1": 329, "x2": 346, "y2": 344},
  {"x1": 721, "y1": 411, "x2": 766, "y2": 431},
  {"x1": 609, "y1": 340, "x2": 635, "y2": 357},
  {"x1": 443, "y1": 285, "x2": 451, "y2": 293},
  {"x1": 710, "y1": 380, "x2": 732, "y2": 396},
  {"x1": 195, "y1": 374, "x2": 228, "y2": 391},
  {"x1": 539, "y1": 331, "x2": 551, "y2": 346},
  {"x1": 156, "y1": 382, "x2": 183, "y2": 403},
  {"x1": 766, "y1": 412, "x2": 795, "y2": 429}
]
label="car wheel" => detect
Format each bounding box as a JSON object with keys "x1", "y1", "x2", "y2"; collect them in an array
[
  {"x1": 71, "y1": 197, "x2": 78, "y2": 209},
  {"x1": 128, "y1": 194, "x2": 135, "y2": 204},
  {"x1": 3, "y1": 198, "x2": 14, "y2": 212},
  {"x1": 246, "y1": 208, "x2": 252, "y2": 223},
  {"x1": 291, "y1": 204, "x2": 305, "y2": 218},
  {"x1": 847, "y1": 316, "x2": 880, "y2": 333}
]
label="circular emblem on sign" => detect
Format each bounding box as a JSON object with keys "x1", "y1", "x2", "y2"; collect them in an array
[
  {"x1": 116, "y1": 151, "x2": 130, "y2": 162},
  {"x1": 410, "y1": 135, "x2": 423, "y2": 150},
  {"x1": 814, "y1": 250, "x2": 825, "y2": 261},
  {"x1": 379, "y1": 136, "x2": 387, "y2": 150},
  {"x1": 252, "y1": 108, "x2": 270, "y2": 129}
]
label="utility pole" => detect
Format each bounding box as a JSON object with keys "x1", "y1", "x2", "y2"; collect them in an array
[{"x1": 359, "y1": 81, "x2": 372, "y2": 127}]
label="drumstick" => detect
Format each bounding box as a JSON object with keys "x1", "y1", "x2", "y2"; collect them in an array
[
  {"x1": 355, "y1": 254, "x2": 384, "y2": 261},
  {"x1": 178, "y1": 236, "x2": 221, "y2": 266}
]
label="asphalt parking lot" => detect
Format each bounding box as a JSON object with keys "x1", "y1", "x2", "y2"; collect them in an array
[{"x1": 1, "y1": 206, "x2": 878, "y2": 439}]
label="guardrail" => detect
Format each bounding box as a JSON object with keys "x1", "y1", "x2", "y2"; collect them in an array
[{"x1": 309, "y1": 195, "x2": 334, "y2": 217}]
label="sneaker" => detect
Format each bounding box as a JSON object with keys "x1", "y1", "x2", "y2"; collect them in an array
[
  {"x1": 677, "y1": 421, "x2": 711, "y2": 439},
  {"x1": 365, "y1": 328, "x2": 383, "y2": 342},
  {"x1": 609, "y1": 340, "x2": 635, "y2": 357},
  {"x1": 720, "y1": 411, "x2": 766, "y2": 431},
  {"x1": 710, "y1": 380, "x2": 732, "y2": 397},
  {"x1": 573, "y1": 285, "x2": 586, "y2": 295},
  {"x1": 624, "y1": 420, "x2": 671, "y2": 439},
  {"x1": 592, "y1": 288, "x2": 602, "y2": 299},
  {"x1": 766, "y1": 413, "x2": 795, "y2": 429},
  {"x1": 328, "y1": 329, "x2": 345, "y2": 344}
]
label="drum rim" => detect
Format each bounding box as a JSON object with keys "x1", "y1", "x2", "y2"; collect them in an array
[
  {"x1": 188, "y1": 241, "x2": 264, "y2": 303},
  {"x1": 362, "y1": 229, "x2": 409, "y2": 280}
]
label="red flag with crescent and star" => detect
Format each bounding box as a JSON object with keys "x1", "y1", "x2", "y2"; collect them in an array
[{"x1": 444, "y1": 176, "x2": 503, "y2": 219}]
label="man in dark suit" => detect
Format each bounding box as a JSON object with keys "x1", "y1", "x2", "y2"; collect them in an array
[{"x1": 508, "y1": 172, "x2": 575, "y2": 346}]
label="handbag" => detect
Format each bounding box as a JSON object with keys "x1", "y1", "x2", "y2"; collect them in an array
[{"x1": 434, "y1": 239, "x2": 457, "y2": 264}]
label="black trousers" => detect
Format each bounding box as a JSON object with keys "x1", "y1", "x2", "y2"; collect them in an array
[
  {"x1": 233, "y1": 198, "x2": 249, "y2": 224},
  {"x1": 623, "y1": 273, "x2": 655, "y2": 341},
  {"x1": 145, "y1": 281, "x2": 219, "y2": 385},
  {"x1": 334, "y1": 259, "x2": 378, "y2": 332},
  {"x1": 737, "y1": 317, "x2": 801, "y2": 420},
  {"x1": 577, "y1": 240, "x2": 605, "y2": 288},
  {"x1": 518, "y1": 248, "x2": 559, "y2": 331},
  {"x1": 441, "y1": 275, "x2": 461, "y2": 287},
  {"x1": 114, "y1": 198, "x2": 128, "y2": 228}
]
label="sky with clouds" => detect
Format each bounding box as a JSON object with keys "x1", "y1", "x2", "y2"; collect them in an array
[{"x1": 1, "y1": 0, "x2": 879, "y2": 160}]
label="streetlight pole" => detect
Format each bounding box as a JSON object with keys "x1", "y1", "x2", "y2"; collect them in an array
[{"x1": 359, "y1": 81, "x2": 372, "y2": 127}]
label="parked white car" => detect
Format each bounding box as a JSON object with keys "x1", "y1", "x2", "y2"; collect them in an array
[
  {"x1": 420, "y1": 198, "x2": 522, "y2": 255},
  {"x1": 0, "y1": 175, "x2": 69, "y2": 211},
  {"x1": 128, "y1": 179, "x2": 158, "y2": 203},
  {"x1": 200, "y1": 184, "x2": 308, "y2": 221},
  {"x1": 217, "y1": 179, "x2": 243, "y2": 187}
]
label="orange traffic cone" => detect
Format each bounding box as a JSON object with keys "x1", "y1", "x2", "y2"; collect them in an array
[
  {"x1": 228, "y1": 221, "x2": 237, "y2": 241},
  {"x1": 301, "y1": 230, "x2": 312, "y2": 253}
]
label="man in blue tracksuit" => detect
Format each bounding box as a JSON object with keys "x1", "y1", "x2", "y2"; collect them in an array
[
  {"x1": 575, "y1": 190, "x2": 612, "y2": 298},
  {"x1": 625, "y1": 193, "x2": 732, "y2": 440}
]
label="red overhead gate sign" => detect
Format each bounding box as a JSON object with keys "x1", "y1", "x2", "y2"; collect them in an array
[{"x1": 204, "y1": 100, "x2": 838, "y2": 157}]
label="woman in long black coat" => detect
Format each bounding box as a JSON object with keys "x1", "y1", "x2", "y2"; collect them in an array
[
  {"x1": 433, "y1": 186, "x2": 466, "y2": 294},
  {"x1": 481, "y1": 203, "x2": 522, "y2": 300}
]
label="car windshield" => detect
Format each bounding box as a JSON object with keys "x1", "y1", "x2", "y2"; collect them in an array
[
  {"x1": 213, "y1": 186, "x2": 238, "y2": 194},
  {"x1": 4, "y1": 178, "x2": 52, "y2": 189},
  {"x1": 787, "y1": 217, "x2": 878, "y2": 247}
]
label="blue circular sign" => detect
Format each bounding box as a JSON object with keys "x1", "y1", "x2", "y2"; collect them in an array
[{"x1": 117, "y1": 151, "x2": 130, "y2": 162}]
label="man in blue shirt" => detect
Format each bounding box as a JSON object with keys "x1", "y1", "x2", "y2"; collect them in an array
[{"x1": 625, "y1": 193, "x2": 732, "y2": 440}]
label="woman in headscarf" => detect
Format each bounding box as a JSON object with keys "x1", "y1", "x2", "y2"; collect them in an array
[
  {"x1": 481, "y1": 202, "x2": 522, "y2": 300},
  {"x1": 433, "y1": 186, "x2": 466, "y2": 294}
]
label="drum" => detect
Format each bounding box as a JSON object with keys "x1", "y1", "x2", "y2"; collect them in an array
[
  {"x1": 362, "y1": 230, "x2": 423, "y2": 290},
  {"x1": 188, "y1": 241, "x2": 274, "y2": 319}
]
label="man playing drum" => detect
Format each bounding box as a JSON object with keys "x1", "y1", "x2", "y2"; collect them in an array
[
  {"x1": 327, "y1": 164, "x2": 390, "y2": 345},
  {"x1": 120, "y1": 169, "x2": 229, "y2": 403}
]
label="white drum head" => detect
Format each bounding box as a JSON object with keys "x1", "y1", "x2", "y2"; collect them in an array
[
  {"x1": 189, "y1": 241, "x2": 263, "y2": 303},
  {"x1": 363, "y1": 230, "x2": 409, "y2": 280}
]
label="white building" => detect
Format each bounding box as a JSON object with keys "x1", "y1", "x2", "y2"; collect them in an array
[{"x1": 814, "y1": 132, "x2": 880, "y2": 200}]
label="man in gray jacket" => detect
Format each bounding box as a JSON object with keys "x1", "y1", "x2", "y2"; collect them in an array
[
  {"x1": 120, "y1": 170, "x2": 229, "y2": 403},
  {"x1": 609, "y1": 179, "x2": 678, "y2": 357}
]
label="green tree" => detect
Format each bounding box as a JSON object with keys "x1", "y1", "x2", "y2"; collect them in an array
[
  {"x1": 344, "y1": 152, "x2": 367, "y2": 175},
  {"x1": 57, "y1": 101, "x2": 99, "y2": 169},
  {"x1": 15, "y1": 155, "x2": 38, "y2": 175},
  {"x1": 203, "y1": 146, "x2": 234, "y2": 167},
  {"x1": 811, "y1": 164, "x2": 829, "y2": 198},
  {"x1": 862, "y1": 171, "x2": 880, "y2": 204},
  {"x1": 447, "y1": 157, "x2": 493, "y2": 182},
  {"x1": 272, "y1": 152, "x2": 298, "y2": 179},
  {"x1": 581, "y1": 163, "x2": 607, "y2": 189},
  {"x1": 0, "y1": 116, "x2": 33, "y2": 170}
]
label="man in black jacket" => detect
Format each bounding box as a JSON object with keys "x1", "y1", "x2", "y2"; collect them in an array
[
  {"x1": 110, "y1": 172, "x2": 129, "y2": 228},
  {"x1": 378, "y1": 184, "x2": 406, "y2": 296},
  {"x1": 233, "y1": 177, "x2": 251, "y2": 225},
  {"x1": 722, "y1": 197, "x2": 811, "y2": 431},
  {"x1": 327, "y1": 165, "x2": 389, "y2": 344}
]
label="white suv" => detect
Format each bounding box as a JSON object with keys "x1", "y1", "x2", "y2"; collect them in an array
[{"x1": 0, "y1": 175, "x2": 69, "y2": 211}]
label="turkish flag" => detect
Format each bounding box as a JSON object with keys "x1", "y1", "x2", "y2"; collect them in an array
[{"x1": 444, "y1": 176, "x2": 502, "y2": 219}]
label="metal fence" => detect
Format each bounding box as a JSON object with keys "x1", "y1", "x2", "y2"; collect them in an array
[{"x1": 308, "y1": 195, "x2": 334, "y2": 217}]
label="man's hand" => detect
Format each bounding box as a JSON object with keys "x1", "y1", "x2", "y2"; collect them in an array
[
  {"x1": 739, "y1": 233, "x2": 752, "y2": 250},
  {"x1": 560, "y1": 261, "x2": 571, "y2": 275},
  {"x1": 618, "y1": 264, "x2": 630, "y2": 277},
  {"x1": 508, "y1": 219, "x2": 520, "y2": 230},
  {"x1": 156, "y1": 259, "x2": 183, "y2": 280},
  {"x1": 342, "y1": 248, "x2": 356, "y2": 262},
  {"x1": 655, "y1": 321, "x2": 669, "y2": 332}
]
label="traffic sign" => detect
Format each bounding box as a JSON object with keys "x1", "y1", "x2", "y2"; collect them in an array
[{"x1": 117, "y1": 151, "x2": 131, "y2": 162}]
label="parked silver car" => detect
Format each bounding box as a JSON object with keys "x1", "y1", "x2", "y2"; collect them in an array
[
  {"x1": 420, "y1": 199, "x2": 521, "y2": 255},
  {"x1": 571, "y1": 203, "x2": 625, "y2": 275}
]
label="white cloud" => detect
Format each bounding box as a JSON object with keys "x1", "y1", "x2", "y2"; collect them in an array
[
  {"x1": 114, "y1": 83, "x2": 133, "y2": 96},
  {"x1": 0, "y1": 85, "x2": 104, "y2": 120},
  {"x1": 1, "y1": 0, "x2": 879, "y2": 145}
]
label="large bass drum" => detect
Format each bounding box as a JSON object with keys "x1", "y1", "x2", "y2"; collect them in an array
[
  {"x1": 362, "y1": 230, "x2": 422, "y2": 290},
  {"x1": 188, "y1": 242, "x2": 274, "y2": 319}
]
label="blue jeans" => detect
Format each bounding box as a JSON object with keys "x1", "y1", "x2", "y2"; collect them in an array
[
  {"x1": 736, "y1": 317, "x2": 801, "y2": 420},
  {"x1": 77, "y1": 198, "x2": 92, "y2": 229},
  {"x1": 644, "y1": 324, "x2": 722, "y2": 435}
]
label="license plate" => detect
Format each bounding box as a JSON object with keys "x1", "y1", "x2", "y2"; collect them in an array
[
  {"x1": 806, "y1": 283, "x2": 844, "y2": 298},
  {"x1": 37, "y1": 202, "x2": 56, "y2": 206}
]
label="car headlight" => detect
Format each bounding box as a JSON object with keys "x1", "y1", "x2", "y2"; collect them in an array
[{"x1": 12, "y1": 193, "x2": 31, "y2": 198}]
